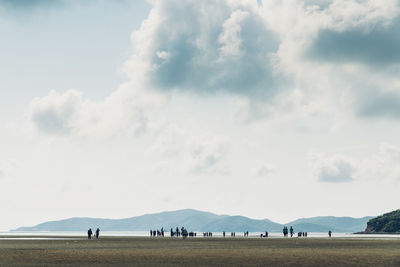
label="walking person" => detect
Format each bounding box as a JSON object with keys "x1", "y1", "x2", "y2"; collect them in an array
[
  {"x1": 95, "y1": 228, "x2": 100, "y2": 239},
  {"x1": 87, "y1": 228, "x2": 93, "y2": 240}
]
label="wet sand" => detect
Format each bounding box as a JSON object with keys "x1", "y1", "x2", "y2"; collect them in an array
[{"x1": 0, "y1": 236, "x2": 399, "y2": 266}]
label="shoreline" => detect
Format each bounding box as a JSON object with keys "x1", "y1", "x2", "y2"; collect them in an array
[{"x1": 354, "y1": 231, "x2": 400, "y2": 235}]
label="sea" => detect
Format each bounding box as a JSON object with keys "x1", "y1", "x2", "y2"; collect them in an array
[{"x1": 1, "y1": 231, "x2": 400, "y2": 240}]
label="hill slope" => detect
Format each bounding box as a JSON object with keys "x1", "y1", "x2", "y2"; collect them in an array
[
  {"x1": 14, "y1": 209, "x2": 228, "y2": 232},
  {"x1": 365, "y1": 209, "x2": 400, "y2": 233}
]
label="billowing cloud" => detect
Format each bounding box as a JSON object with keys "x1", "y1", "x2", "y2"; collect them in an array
[
  {"x1": 308, "y1": 18, "x2": 400, "y2": 65},
  {"x1": 28, "y1": 84, "x2": 167, "y2": 139},
  {"x1": 312, "y1": 154, "x2": 355, "y2": 183},
  {"x1": 29, "y1": 90, "x2": 84, "y2": 135},
  {"x1": 125, "y1": 0, "x2": 281, "y2": 97},
  {"x1": 30, "y1": 0, "x2": 400, "y2": 138},
  {"x1": 28, "y1": 0, "x2": 400, "y2": 137},
  {"x1": 264, "y1": 0, "x2": 400, "y2": 120},
  {"x1": 311, "y1": 143, "x2": 400, "y2": 184},
  {"x1": 357, "y1": 89, "x2": 400, "y2": 119}
]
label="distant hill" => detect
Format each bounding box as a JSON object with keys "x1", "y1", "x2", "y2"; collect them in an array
[
  {"x1": 364, "y1": 209, "x2": 400, "y2": 233},
  {"x1": 14, "y1": 209, "x2": 228, "y2": 232},
  {"x1": 12, "y1": 209, "x2": 371, "y2": 233},
  {"x1": 287, "y1": 216, "x2": 373, "y2": 233},
  {"x1": 202, "y1": 216, "x2": 282, "y2": 232}
]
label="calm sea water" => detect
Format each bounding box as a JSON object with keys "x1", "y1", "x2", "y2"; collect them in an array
[{"x1": 1, "y1": 231, "x2": 399, "y2": 239}]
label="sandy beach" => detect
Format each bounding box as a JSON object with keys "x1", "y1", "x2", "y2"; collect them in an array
[{"x1": 0, "y1": 236, "x2": 399, "y2": 266}]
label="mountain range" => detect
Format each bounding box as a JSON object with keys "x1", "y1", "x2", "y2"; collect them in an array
[{"x1": 13, "y1": 209, "x2": 373, "y2": 233}]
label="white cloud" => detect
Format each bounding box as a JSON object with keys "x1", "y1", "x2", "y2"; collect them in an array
[
  {"x1": 28, "y1": 83, "x2": 168, "y2": 139},
  {"x1": 125, "y1": 0, "x2": 281, "y2": 96},
  {"x1": 189, "y1": 135, "x2": 230, "y2": 176},
  {"x1": 29, "y1": 89, "x2": 84, "y2": 135},
  {"x1": 255, "y1": 0, "x2": 400, "y2": 121},
  {"x1": 311, "y1": 154, "x2": 355, "y2": 183},
  {"x1": 148, "y1": 124, "x2": 231, "y2": 176},
  {"x1": 256, "y1": 163, "x2": 275, "y2": 178},
  {"x1": 0, "y1": 160, "x2": 15, "y2": 179},
  {"x1": 29, "y1": 0, "x2": 400, "y2": 139},
  {"x1": 310, "y1": 143, "x2": 400, "y2": 184},
  {"x1": 218, "y1": 10, "x2": 250, "y2": 58}
]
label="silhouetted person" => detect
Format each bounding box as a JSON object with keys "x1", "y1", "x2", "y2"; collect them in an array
[
  {"x1": 87, "y1": 228, "x2": 93, "y2": 240},
  {"x1": 283, "y1": 226, "x2": 288, "y2": 237},
  {"x1": 328, "y1": 230, "x2": 332, "y2": 237},
  {"x1": 290, "y1": 226, "x2": 294, "y2": 237},
  {"x1": 95, "y1": 228, "x2": 100, "y2": 239},
  {"x1": 223, "y1": 231, "x2": 225, "y2": 237}
]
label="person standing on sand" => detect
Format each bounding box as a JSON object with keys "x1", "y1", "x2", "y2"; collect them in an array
[
  {"x1": 95, "y1": 228, "x2": 100, "y2": 239},
  {"x1": 283, "y1": 226, "x2": 288, "y2": 237},
  {"x1": 88, "y1": 228, "x2": 93, "y2": 240},
  {"x1": 328, "y1": 230, "x2": 332, "y2": 237}
]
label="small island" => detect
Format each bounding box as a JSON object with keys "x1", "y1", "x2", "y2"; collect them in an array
[{"x1": 356, "y1": 209, "x2": 400, "y2": 234}]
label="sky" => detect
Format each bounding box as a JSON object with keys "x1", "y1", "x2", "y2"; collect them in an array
[{"x1": 1, "y1": 0, "x2": 400, "y2": 231}]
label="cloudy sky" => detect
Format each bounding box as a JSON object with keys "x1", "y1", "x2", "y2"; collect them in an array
[{"x1": 1, "y1": 0, "x2": 400, "y2": 231}]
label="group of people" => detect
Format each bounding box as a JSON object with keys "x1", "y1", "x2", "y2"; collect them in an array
[
  {"x1": 169, "y1": 227, "x2": 185, "y2": 237},
  {"x1": 151, "y1": 227, "x2": 191, "y2": 238},
  {"x1": 87, "y1": 228, "x2": 100, "y2": 239},
  {"x1": 260, "y1": 232, "x2": 269, "y2": 238},
  {"x1": 86, "y1": 227, "x2": 333, "y2": 239},
  {"x1": 298, "y1": 231, "x2": 308, "y2": 237},
  {"x1": 146, "y1": 227, "x2": 334, "y2": 238},
  {"x1": 83, "y1": 227, "x2": 335, "y2": 239},
  {"x1": 283, "y1": 226, "x2": 306, "y2": 237},
  {"x1": 283, "y1": 226, "x2": 333, "y2": 238},
  {"x1": 150, "y1": 228, "x2": 164, "y2": 237}
]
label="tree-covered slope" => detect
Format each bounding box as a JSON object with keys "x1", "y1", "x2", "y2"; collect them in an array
[{"x1": 365, "y1": 209, "x2": 400, "y2": 233}]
